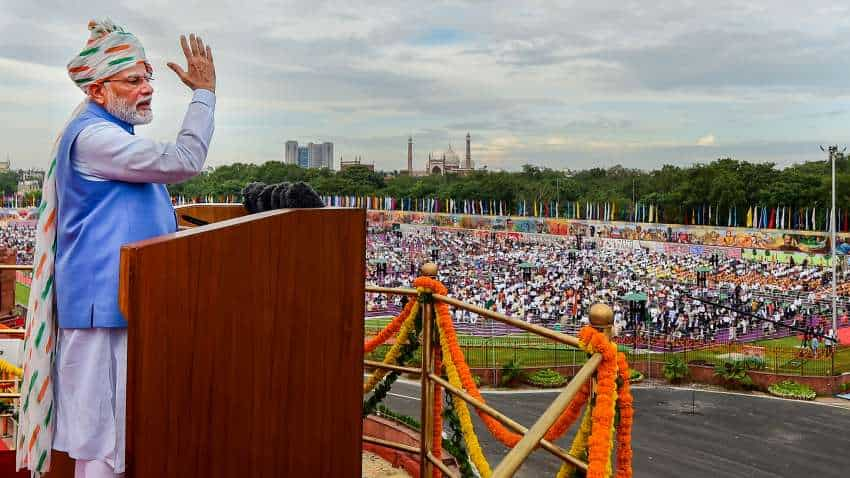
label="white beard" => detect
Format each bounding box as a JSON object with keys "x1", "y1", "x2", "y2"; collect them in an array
[{"x1": 104, "y1": 88, "x2": 153, "y2": 125}]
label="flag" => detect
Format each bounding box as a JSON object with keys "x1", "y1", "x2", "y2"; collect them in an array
[
  {"x1": 769, "y1": 207, "x2": 776, "y2": 229},
  {"x1": 746, "y1": 207, "x2": 753, "y2": 228}
]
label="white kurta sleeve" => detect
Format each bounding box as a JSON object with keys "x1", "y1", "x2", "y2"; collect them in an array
[{"x1": 73, "y1": 89, "x2": 216, "y2": 184}]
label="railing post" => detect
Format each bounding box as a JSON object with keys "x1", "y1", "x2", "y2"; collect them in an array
[
  {"x1": 589, "y1": 303, "x2": 614, "y2": 399},
  {"x1": 420, "y1": 262, "x2": 438, "y2": 478}
]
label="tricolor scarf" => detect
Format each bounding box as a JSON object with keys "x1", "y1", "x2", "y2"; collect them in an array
[{"x1": 17, "y1": 18, "x2": 149, "y2": 475}]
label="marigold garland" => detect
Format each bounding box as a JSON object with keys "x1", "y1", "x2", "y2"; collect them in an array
[
  {"x1": 433, "y1": 304, "x2": 493, "y2": 477},
  {"x1": 364, "y1": 298, "x2": 416, "y2": 354},
  {"x1": 579, "y1": 327, "x2": 620, "y2": 478},
  {"x1": 371, "y1": 277, "x2": 635, "y2": 478},
  {"x1": 0, "y1": 358, "x2": 22, "y2": 378},
  {"x1": 363, "y1": 304, "x2": 419, "y2": 394},
  {"x1": 615, "y1": 353, "x2": 634, "y2": 478},
  {"x1": 432, "y1": 352, "x2": 443, "y2": 478},
  {"x1": 556, "y1": 401, "x2": 593, "y2": 478}
]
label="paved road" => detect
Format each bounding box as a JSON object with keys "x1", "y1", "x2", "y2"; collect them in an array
[{"x1": 376, "y1": 382, "x2": 850, "y2": 477}]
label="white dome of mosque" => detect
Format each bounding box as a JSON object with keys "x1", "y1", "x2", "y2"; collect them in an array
[{"x1": 441, "y1": 145, "x2": 460, "y2": 165}]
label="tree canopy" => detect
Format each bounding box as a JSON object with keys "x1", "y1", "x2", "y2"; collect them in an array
[{"x1": 167, "y1": 153, "x2": 850, "y2": 224}]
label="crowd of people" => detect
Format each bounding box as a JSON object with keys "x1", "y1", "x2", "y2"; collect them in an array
[
  {"x1": 366, "y1": 226, "x2": 848, "y2": 350},
  {"x1": 0, "y1": 220, "x2": 36, "y2": 264}
]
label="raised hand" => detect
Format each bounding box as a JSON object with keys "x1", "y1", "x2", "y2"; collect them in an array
[{"x1": 167, "y1": 33, "x2": 216, "y2": 93}]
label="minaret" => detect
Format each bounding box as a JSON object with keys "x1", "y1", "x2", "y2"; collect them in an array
[
  {"x1": 465, "y1": 132, "x2": 472, "y2": 169},
  {"x1": 407, "y1": 136, "x2": 413, "y2": 174}
]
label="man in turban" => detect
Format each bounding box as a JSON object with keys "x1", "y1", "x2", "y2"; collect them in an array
[{"x1": 17, "y1": 19, "x2": 216, "y2": 477}]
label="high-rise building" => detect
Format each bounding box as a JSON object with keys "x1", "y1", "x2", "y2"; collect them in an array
[
  {"x1": 285, "y1": 141, "x2": 298, "y2": 165},
  {"x1": 286, "y1": 139, "x2": 335, "y2": 169},
  {"x1": 308, "y1": 143, "x2": 323, "y2": 169},
  {"x1": 297, "y1": 146, "x2": 309, "y2": 168},
  {"x1": 322, "y1": 142, "x2": 334, "y2": 170}
]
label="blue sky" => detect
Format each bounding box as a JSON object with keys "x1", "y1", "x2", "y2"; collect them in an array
[{"x1": 2, "y1": 0, "x2": 850, "y2": 172}]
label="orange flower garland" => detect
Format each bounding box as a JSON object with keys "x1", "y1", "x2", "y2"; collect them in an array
[
  {"x1": 544, "y1": 381, "x2": 591, "y2": 441},
  {"x1": 615, "y1": 352, "x2": 634, "y2": 478},
  {"x1": 578, "y1": 326, "x2": 619, "y2": 478},
  {"x1": 414, "y1": 276, "x2": 632, "y2": 477},
  {"x1": 364, "y1": 298, "x2": 416, "y2": 354}
]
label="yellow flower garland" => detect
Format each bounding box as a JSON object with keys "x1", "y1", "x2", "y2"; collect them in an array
[
  {"x1": 556, "y1": 402, "x2": 593, "y2": 478},
  {"x1": 0, "y1": 358, "x2": 22, "y2": 377},
  {"x1": 434, "y1": 307, "x2": 493, "y2": 478},
  {"x1": 363, "y1": 304, "x2": 419, "y2": 394}
]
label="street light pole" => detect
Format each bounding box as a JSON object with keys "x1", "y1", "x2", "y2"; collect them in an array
[{"x1": 821, "y1": 145, "x2": 845, "y2": 335}]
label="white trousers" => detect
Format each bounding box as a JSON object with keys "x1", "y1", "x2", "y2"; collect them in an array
[
  {"x1": 53, "y1": 328, "x2": 127, "y2": 475},
  {"x1": 74, "y1": 459, "x2": 125, "y2": 478}
]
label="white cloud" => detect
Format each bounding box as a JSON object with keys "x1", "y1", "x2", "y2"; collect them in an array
[
  {"x1": 0, "y1": 1, "x2": 846, "y2": 171},
  {"x1": 697, "y1": 134, "x2": 716, "y2": 146}
]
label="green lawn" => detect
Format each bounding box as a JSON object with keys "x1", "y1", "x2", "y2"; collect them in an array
[
  {"x1": 366, "y1": 320, "x2": 848, "y2": 375},
  {"x1": 754, "y1": 336, "x2": 804, "y2": 348},
  {"x1": 15, "y1": 282, "x2": 29, "y2": 307}
]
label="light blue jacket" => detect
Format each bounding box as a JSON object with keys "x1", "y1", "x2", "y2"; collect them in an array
[{"x1": 55, "y1": 102, "x2": 176, "y2": 328}]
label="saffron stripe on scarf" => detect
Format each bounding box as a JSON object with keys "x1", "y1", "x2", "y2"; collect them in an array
[
  {"x1": 43, "y1": 209, "x2": 56, "y2": 233},
  {"x1": 37, "y1": 377, "x2": 50, "y2": 403},
  {"x1": 28, "y1": 425, "x2": 40, "y2": 453},
  {"x1": 35, "y1": 253, "x2": 46, "y2": 280},
  {"x1": 105, "y1": 44, "x2": 131, "y2": 53}
]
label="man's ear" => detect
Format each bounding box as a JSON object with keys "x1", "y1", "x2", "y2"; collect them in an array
[{"x1": 87, "y1": 83, "x2": 107, "y2": 106}]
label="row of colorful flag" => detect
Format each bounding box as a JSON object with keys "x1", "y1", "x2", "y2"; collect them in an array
[{"x1": 170, "y1": 194, "x2": 850, "y2": 232}]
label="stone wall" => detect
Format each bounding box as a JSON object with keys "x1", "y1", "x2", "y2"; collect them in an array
[
  {"x1": 629, "y1": 361, "x2": 850, "y2": 395},
  {"x1": 0, "y1": 248, "x2": 15, "y2": 316}
]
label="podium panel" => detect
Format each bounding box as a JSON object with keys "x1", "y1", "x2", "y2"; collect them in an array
[{"x1": 119, "y1": 207, "x2": 365, "y2": 477}]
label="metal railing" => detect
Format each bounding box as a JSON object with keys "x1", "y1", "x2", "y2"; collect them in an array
[{"x1": 364, "y1": 263, "x2": 614, "y2": 477}]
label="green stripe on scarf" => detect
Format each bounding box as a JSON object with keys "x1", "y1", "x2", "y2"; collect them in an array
[
  {"x1": 47, "y1": 158, "x2": 56, "y2": 179},
  {"x1": 36, "y1": 450, "x2": 48, "y2": 470},
  {"x1": 79, "y1": 47, "x2": 99, "y2": 56},
  {"x1": 44, "y1": 401, "x2": 53, "y2": 428},
  {"x1": 34, "y1": 322, "x2": 45, "y2": 348},
  {"x1": 27, "y1": 370, "x2": 38, "y2": 399},
  {"x1": 107, "y1": 56, "x2": 135, "y2": 66},
  {"x1": 41, "y1": 275, "x2": 53, "y2": 300}
]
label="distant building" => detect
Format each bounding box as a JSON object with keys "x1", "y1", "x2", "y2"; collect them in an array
[
  {"x1": 340, "y1": 156, "x2": 374, "y2": 172},
  {"x1": 284, "y1": 141, "x2": 298, "y2": 165},
  {"x1": 297, "y1": 146, "x2": 309, "y2": 168},
  {"x1": 286, "y1": 140, "x2": 334, "y2": 169},
  {"x1": 0, "y1": 158, "x2": 9, "y2": 172},
  {"x1": 409, "y1": 133, "x2": 475, "y2": 176},
  {"x1": 16, "y1": 168, "x2": 44, "y2": 198}
]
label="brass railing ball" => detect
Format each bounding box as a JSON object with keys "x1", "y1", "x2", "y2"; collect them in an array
[
  {"x1": 421, "y1": 262, "x2": 439, "y2": 277},
  {"x1": 589, "y1": 303, "x2": 614, "y2": 327}
]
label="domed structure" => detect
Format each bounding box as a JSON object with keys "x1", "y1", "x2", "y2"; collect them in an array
[
  {"x1": 409, "y1": 133, "x2": 475, "y2": 176},
  {"x1": 426, "y1": 144, "x2": 470, "y2": 175}
]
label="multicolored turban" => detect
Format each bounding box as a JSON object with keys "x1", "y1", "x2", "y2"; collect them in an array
[
  {"x1": 67, "y1": 18, "x2": 151, "y2": 91},
  {"x1": 18, "y1": 18, "x2": 149, "y2": 476}
]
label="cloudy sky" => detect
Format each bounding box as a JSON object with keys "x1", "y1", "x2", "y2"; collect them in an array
[{"x1": 2, "y1": 1, "x2": 850, "y2": 172}]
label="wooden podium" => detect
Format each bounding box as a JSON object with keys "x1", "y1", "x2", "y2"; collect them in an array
[{"x1": 49, "y1": 206, "x2": 365, "y2": 477}]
